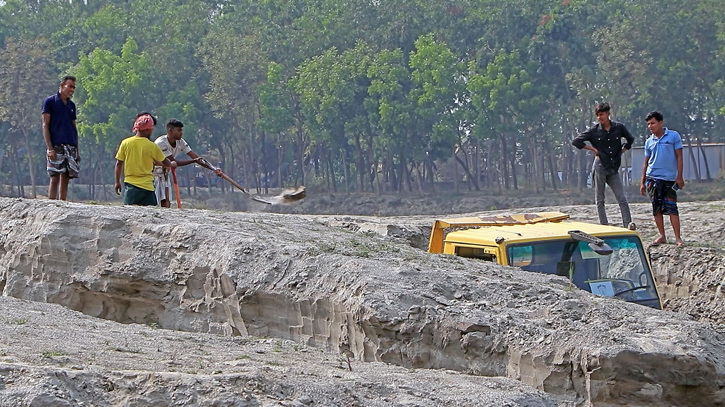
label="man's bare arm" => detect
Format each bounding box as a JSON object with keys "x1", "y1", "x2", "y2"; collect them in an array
[
  {"x1": 73, "y1": 120, "x2": 79, "y2": 162},
  {"x1": 114, "y1": 160, "x2": 124, "y2": 195},
  {"x1": 188, "y1": 151, "x2": 223, "y2": 176},
  {"x1": 42, "y1": 113, "x2": 56, "y2": 160},
  {"x1": 172, "y1": 150, "x2": 199, "y2": 167},
  {"x1": 640, "y1": 157, "x2": 649, "y2": 196},
  {"x1": 161, "y1": 158, "x2": 178, "y2": 169},
  {"x1": 675, "y1": 149, "x2": 684, "y2": 188}
]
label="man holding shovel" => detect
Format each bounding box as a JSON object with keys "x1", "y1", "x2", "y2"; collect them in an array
[
  {"x1": 195, "y1": 156, "x2": 306, "y2": 205},
  {"x1": 114, "y1": 113, "x2": 177, "y2": 206},
  {"x1": 153, "y1": 119, "x2": 221, "y2": 208}
]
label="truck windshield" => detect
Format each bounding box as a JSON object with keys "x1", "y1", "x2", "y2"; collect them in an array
[{"x1": 507, "y1": 236, "x2": 660, "y2": 309}]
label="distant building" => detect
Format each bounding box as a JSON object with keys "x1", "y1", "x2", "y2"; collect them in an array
[{"x1": 631, "y1": 143, "x2": 725, "y2": 182}]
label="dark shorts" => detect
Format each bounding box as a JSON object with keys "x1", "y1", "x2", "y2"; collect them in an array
[
  {"x1": 645, "y1": 177, "x2": 679, "y2": 216},
  {"x1": 47, "y1": 144, "x2": 80, "y2": 179},
  {"x1": 124, "y1": 183, "x2": 158, "y2": 206}
]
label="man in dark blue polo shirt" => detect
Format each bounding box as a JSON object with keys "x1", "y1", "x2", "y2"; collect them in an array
[
  {"x1": 42, "y1": 75, "x2": 80, "y2": 200},
  {"x1": 572, "y1": 102, "x2": 635, "y2": 228}
]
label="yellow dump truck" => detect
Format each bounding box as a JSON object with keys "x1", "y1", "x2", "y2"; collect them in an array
[{"x1": 428, "y1": 212, "x2": 662, "y2": 309}]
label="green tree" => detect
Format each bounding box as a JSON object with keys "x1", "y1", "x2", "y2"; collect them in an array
[
  {"x1": 0, "y1": 37, "x2": 57, "y2": 198},
  {"x1": 367, "y1": 48, "x2": 415, "y2": 193},
  {"x1": 199, "y1": 26, "x2": 268, "y2": 190},
  {"x1": 257, "y1": 62, "x2": 298, "y2": 187},
  {"x1": 292, "y1": 42, "x2": 375, "y2": 192},
  {"x1": 468, "y1": 49, "x2": 548, "y2": 190},
  {"x1": 409, "y1": 34, "x2": 469, "y2": 191},
  {"x1": 72, "y1": 37, "x2": 154, "y2": 197}
]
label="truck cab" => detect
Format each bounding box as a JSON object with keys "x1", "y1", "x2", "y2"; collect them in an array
[{"x1": 428, "y1": 212, "x2": 662, "y2": 309}]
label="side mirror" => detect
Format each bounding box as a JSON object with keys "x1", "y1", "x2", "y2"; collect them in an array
[
  {"x1": 570, "y1": 230, "x2": 613, "y2": 256},
  {"x1": 588, "y1": 242, "x2": 613, "y2": 256}
]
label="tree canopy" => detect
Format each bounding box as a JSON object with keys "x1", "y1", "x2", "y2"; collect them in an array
[{"x1": 1, "y1": 0, "x2": 724, "y2": 198}]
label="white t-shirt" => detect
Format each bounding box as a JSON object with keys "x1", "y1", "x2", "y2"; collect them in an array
[{"x1": 153, "y1": 135, "x2": 192, "y2": 175}]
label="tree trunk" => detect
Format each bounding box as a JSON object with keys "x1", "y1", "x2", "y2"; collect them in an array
[
  {"x1": 373, "y1": 158, "x2": 381, "y2": 196},
  {"x1": 342, "y1": 151, "x2": 350, "y2": 194},
  {"x1": 319, "y1": 148, "x2": 326, "y2": 189},
  {"x1": 696, "y1": 137, "x2": 712, "y2": 180},
  {"x1": 353, "y1": 132, "x2": 365, "y2": 192},
  {"x1": 10, "y1": 143, "x2": 23, "y2": 197},
  {"x1": 453, "y1": 150, "x2": 480, "y2": 191},
  {"x1": 387, "y1": 154, "x2": 396, "y2": 193},
  {"x1": 485, "y1": 139, "x2": 492, "y2": 189},
  {"x1": 475, "y1": 138, "x2": 480, "y2": 189},
  {"x1": 414, "y1": 162, "x2": 424, "y2": 194},
  {"x1": 88, "y1": 152, "x2": 96, "y2": 201},
  {"x1": 329, "y1": 149, "x2": 337, "y2": 192},
  {"x1": 404, "y1": 158, "x2": 413, "y2": 193},
  {"x1": 0, "y1": 145, "x2": 6, "y2": 190},
  {"x1": 250, "y1": 123, "x2": 261, "y2": 193},
  {"x1": 277, "y1": 136, "x2": 283, "y2": 189},
  {"x1": 538, "y1": 144, "x2": 544, "y2": 191},
  {"x1": 399, "y1": 150, "x2": 410, "y2": 193},
  {"x1": 506, "y1": 134, "x2": 517, "y2": 190},
  {"x1": 453, "y1": 148, "x2": 459, "y2": 194},
  {"x1": 220, "y1": 144, "x2": 229, "y2": 194},
  {"x1": 499, "y1": 135, "x2": 510, "y2": 190},
  {"x1": 547, "y1": 143, "x2": 559, "y2": 190},
  {"x1": 510, "y1": 153, "x2": 518, "y2": 190},
  {"x1": 366, "y1": 133, "x2": 378, "y2": 194},
  {"x1": 189, "y1": 165, "x2": 195, "y2": 197},
  {"x1": 99, "y1": 151, "x2": 109, "y2": 201},
  {"x1": 90, "y1": 151, "x2": 100, "y2": 200},
  {"x1": 684, "y1": 133, "x2": 700, "y2": 180},
  {"x1": 295, "y1": 115, "x2": 306, "y2": 186},
  {"x1": 21, "y1": 128, "x2": 37, "y2": 198},
  {"x1": 259, "y1": 126, "x2": 269, "y2": 194},
  {"x1": 578, "y1": 149, "x2": 587, "y2": 190},
  {"x1": 530, "y1": 143, "x2": 540, "y2": 193}
]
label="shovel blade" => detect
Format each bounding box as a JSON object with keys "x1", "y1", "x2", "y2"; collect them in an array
[
  {"x1": 282, "y1": 186, "x2": 306, "y2": 201},
  {"x1": 250, "y1": 186, "x2": 306, "y2": 205}
]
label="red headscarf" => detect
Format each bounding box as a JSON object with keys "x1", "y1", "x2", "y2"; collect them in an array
[{"x1": 132, "y1": 114, "x2": 155, "y2": 132}]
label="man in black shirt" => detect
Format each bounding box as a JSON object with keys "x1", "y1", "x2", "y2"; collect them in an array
[{"x1": 572, "y1": 102, "x2": 635, "y2": 228}]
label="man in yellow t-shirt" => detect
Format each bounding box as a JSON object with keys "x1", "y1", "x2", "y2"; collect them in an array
[{"x1": 114, "y1": 113, "x2": 177, "y2": 206}]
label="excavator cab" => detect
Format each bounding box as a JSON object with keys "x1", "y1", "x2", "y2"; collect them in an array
[{"x1": 428, "y1": 212, "x2": 662, "y2": 309}]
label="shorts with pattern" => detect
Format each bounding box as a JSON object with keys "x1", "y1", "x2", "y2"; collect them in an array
[
  {"x1": 47, "y1": 144, "x2": 80, "y2": 179},
  {"x1": 645, "y1": 177, "x2": 679, "y2": 216},
  {"x1": 154, "y1": 172, "x2": 170, "y2": 205}
]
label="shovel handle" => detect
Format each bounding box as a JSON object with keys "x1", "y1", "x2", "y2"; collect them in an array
[
  {"x1": 196, "y1": 157, "x2": 272, "y2": 204},
  {"x1": 171, "y1": 167, "x2": 182, "y2": 209},
  {"x1": 198, "y1": 157, "x2": 246, "y2": 192},
  {"x1": 220, "y1": 173, "x2": 249, "y2": 194}
]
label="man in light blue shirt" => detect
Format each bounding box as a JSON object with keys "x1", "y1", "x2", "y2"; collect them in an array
[{"x1": 639, "y1": 111, "x2": 684, "y2": 247}]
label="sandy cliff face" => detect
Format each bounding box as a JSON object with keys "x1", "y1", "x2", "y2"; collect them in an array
[
  {"x1": 1, "y1": 197, "x2": 724, "y2": 407},
  {"x1": 0, "y1": 296, "x2": 557, "y2": 407}
]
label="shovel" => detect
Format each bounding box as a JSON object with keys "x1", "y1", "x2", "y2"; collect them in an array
[
  {"x1": 197, "y1": 157, "x2": 306, "y2": 205},
  {"x1": 170, "y1": 167, "x2": 182, "y2": 209}
]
